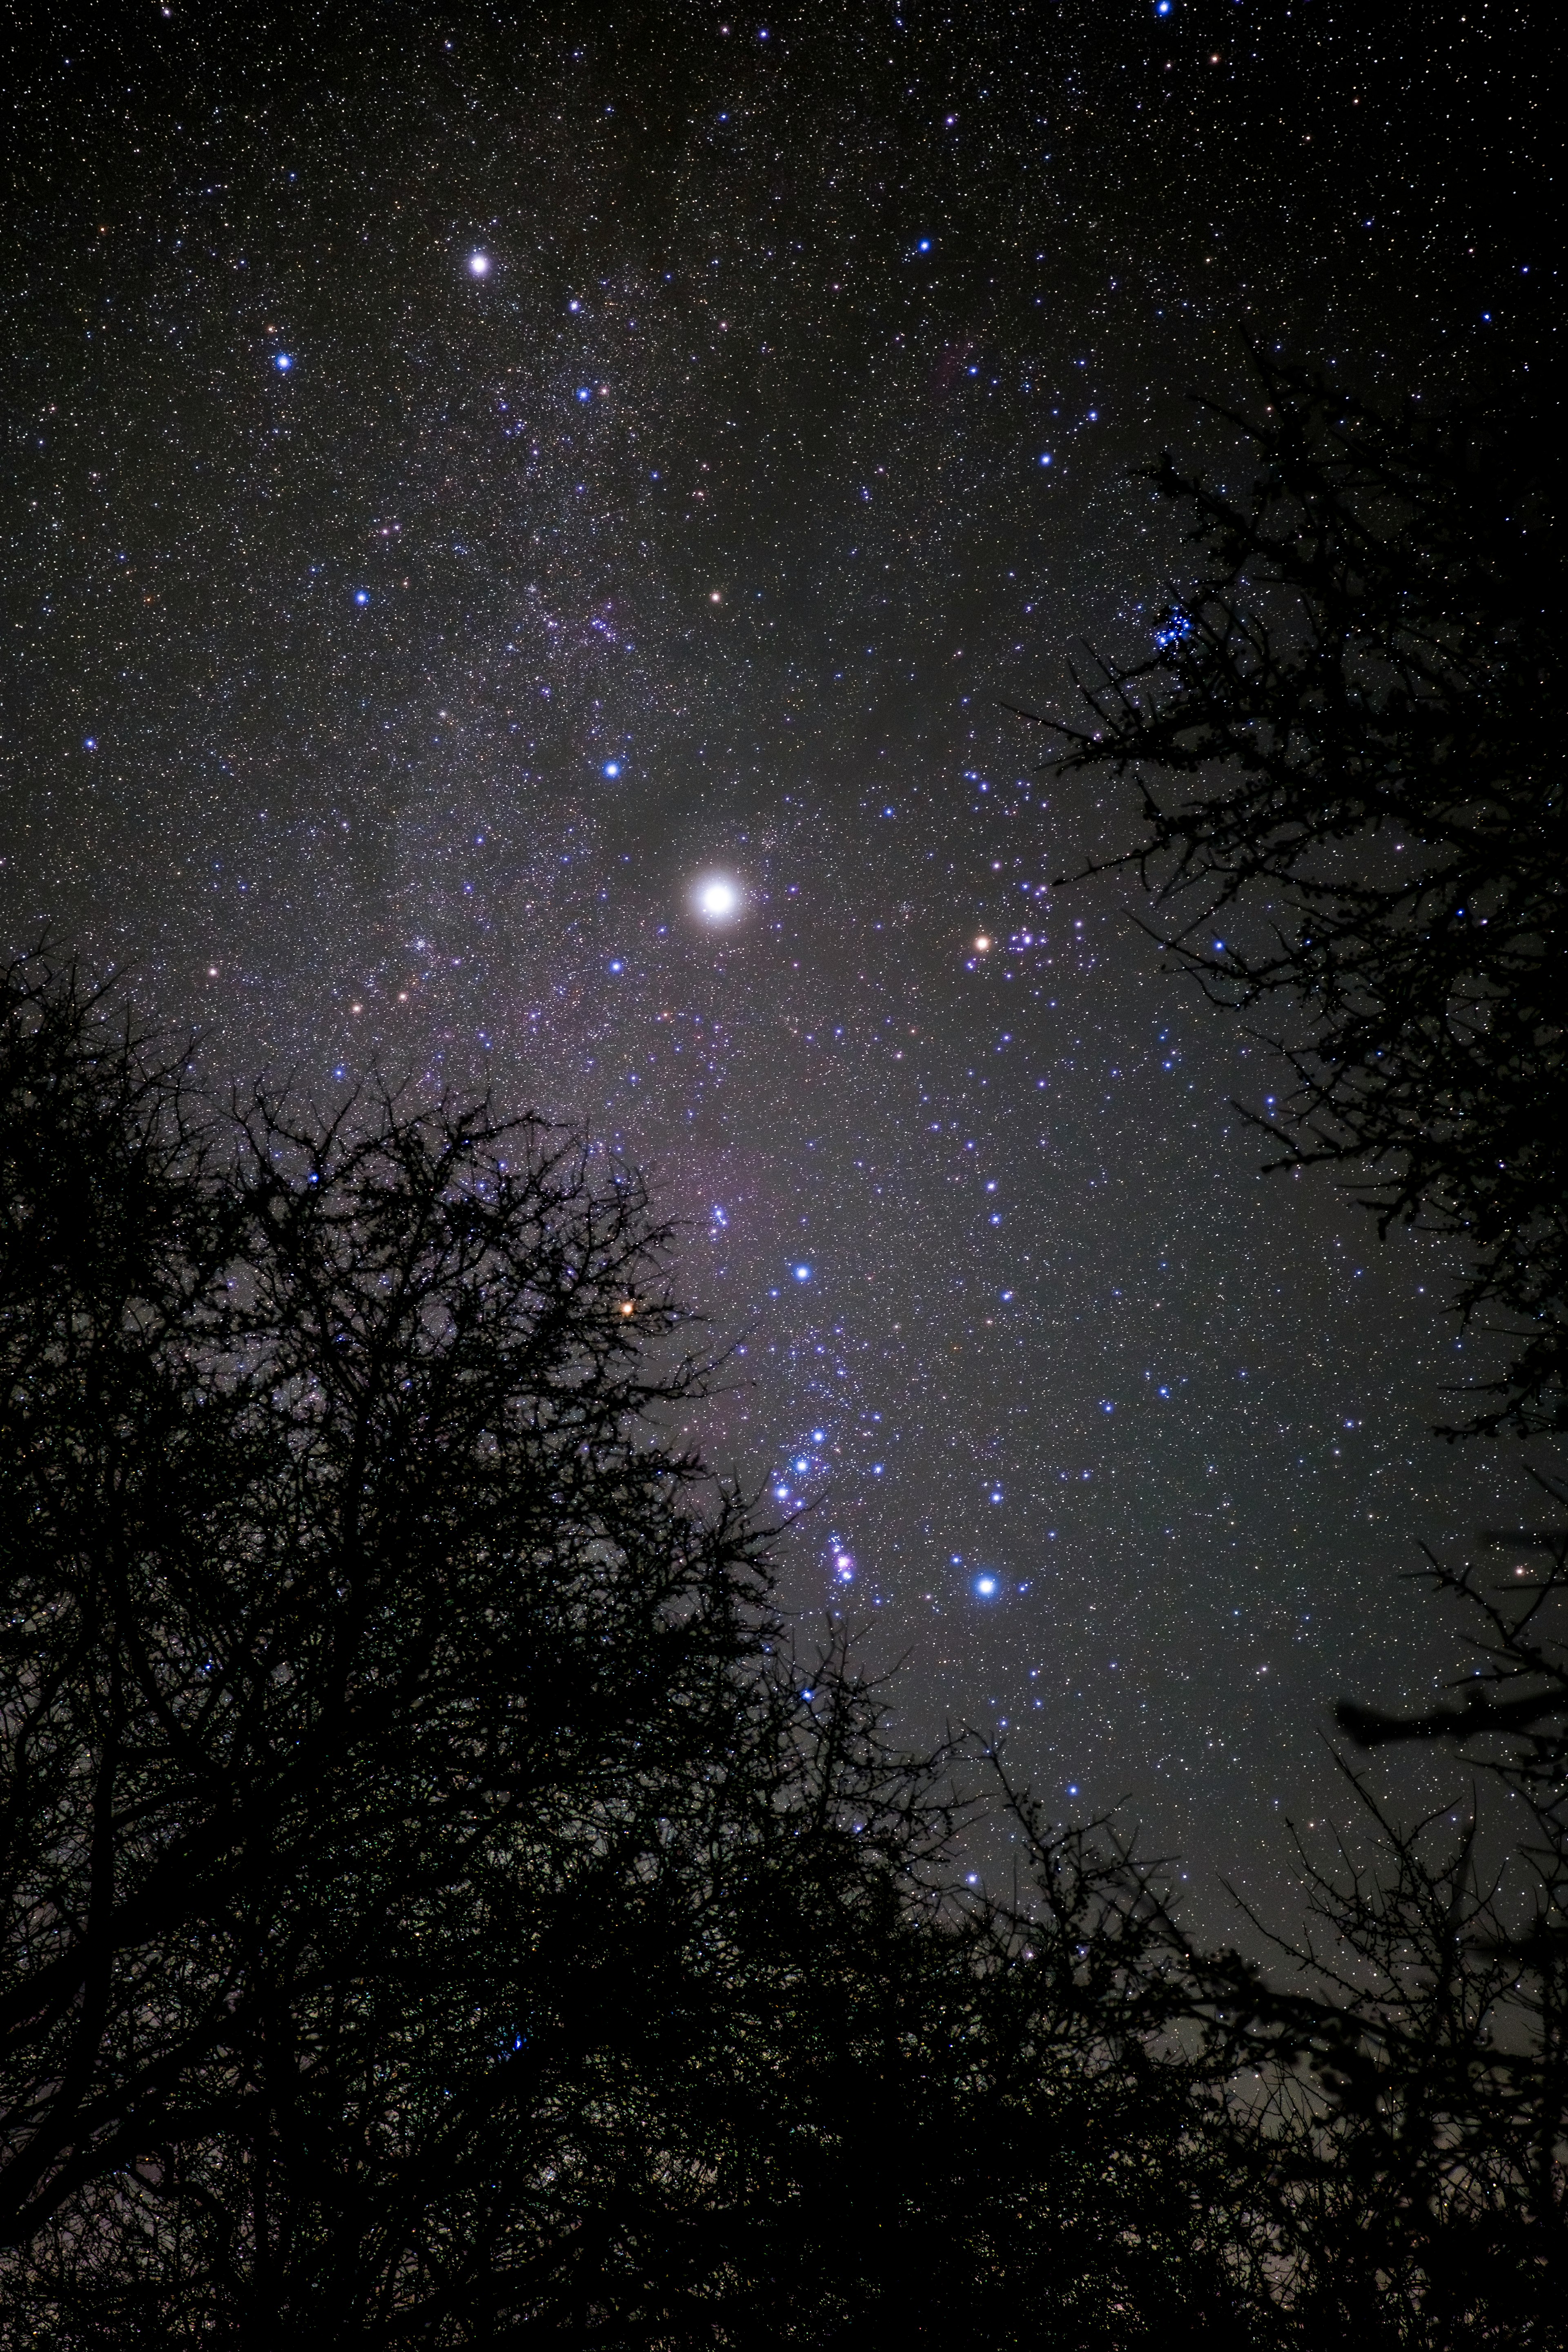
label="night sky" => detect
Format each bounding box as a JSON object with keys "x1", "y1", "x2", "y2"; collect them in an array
[{"x1": 4, "y1": 1, "x2": 1550, "y2": 1919}]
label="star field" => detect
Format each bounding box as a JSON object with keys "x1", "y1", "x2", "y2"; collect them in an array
[{"x1": 2, "y1": 0, "x2": 1550, "y2": 1921}]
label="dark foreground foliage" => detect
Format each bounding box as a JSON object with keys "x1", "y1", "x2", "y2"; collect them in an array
[
  {"x1": 1012, "y1": 352, "x2": 1566, "y2": 2342},
  {"x1": 1311, "y1": 1489, "x2": 1568, "y2": 2341},
  {"x1": 0, "y1": 954, "x2": 1270, "y2": 2347},
  {"x1": 1041, "y1": 355, "x2": 1564, "y2": 1436},
  {"x1": 2, "y1": 951, "x2": 1561, "y2": 2345}
]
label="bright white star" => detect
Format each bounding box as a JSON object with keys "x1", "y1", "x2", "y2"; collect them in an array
[{"x1": 695, "y1": 875, "x2": 742, "y2": 921}]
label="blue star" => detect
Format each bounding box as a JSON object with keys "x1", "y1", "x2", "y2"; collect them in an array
[{"x1": 274, "y1": 352, "x2": 293, "y2": 372}]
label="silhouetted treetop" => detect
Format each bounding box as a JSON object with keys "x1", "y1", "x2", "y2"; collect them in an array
[
  {"x1": 1042, "y1": 356, "x2": 1564, "y2": 1435},
  {"x1": 2, "y1": 953, "x2": 1272, "y2": 2349}
]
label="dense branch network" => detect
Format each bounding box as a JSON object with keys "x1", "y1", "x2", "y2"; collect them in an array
[
  {"x1": 1042, "y1": 356, "x2": 1564, "y2": 1434},
  {"x1": 1, "y1": 952, "x2": 1265, "y2": 2347}
]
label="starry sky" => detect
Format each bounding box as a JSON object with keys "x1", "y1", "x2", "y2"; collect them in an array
[{"x1": 3, "y1": 0, "x2": 1552, "y2": 1919}]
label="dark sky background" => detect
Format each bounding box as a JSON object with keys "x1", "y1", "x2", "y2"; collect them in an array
[{"x1": 3, "y1": 0, "x2": 1553, "y2": 1922}]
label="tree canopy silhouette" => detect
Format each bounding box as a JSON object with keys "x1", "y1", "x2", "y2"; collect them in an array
[
  {"x1": 1042, "y1": 356, "x2": 1563, "y2": 1435},
  {"x1": 1, "y1": 952, "x2": 1268, "y2": 2348},
  {"x1": 1029, "y1": 357, "x2": 1568, "y2": 2342}
]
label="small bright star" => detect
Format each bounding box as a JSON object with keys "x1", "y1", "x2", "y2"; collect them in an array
[
  {"x1": 793, "y1": 1263, "x2": 812, "y2": 1282},
  {"x1": 274, "y1": 352, "x2": 293, "y2": 372},
  {"x1": 602, "y1": 760, "x2": 621, "y2": 777},
  {"x1": 468, "y1": 252, "x2": 490, "y2": 276},
  {"x1": 354, "y1": 590, "x2": 369, "y2": 606},
  {"x1": 695, "y1": 875, "x2": 742, "y2": 920},
  {"x1": 974, "y1": 1575, "x2": 998, "y2": 1597}
]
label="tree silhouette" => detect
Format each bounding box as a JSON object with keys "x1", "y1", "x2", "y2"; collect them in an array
[
  {"x1": 1316, "y1": 1483, "x2": 1568, "y2": 2337},
  {"x1": 1032, "y1": 361, "x2": 1568, "y2": 2335},
  {"x1": 0, "y1": 951, "x2": 799, "y2": 2333},
  {"x1": 1, "y1": 954, "x2": 1268, "y2": 2347},
  {"x1": 1040, "y1": 356, "x2": 1564, "y2": 1435},
  {"x1": 1207, "y1": 1760, "x2": 1566, "y2": 2348}
]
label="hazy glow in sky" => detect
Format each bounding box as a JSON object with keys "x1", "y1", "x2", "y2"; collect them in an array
[{"x1": 695, "y1": 875, "x2": 742, "y2": 921}]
